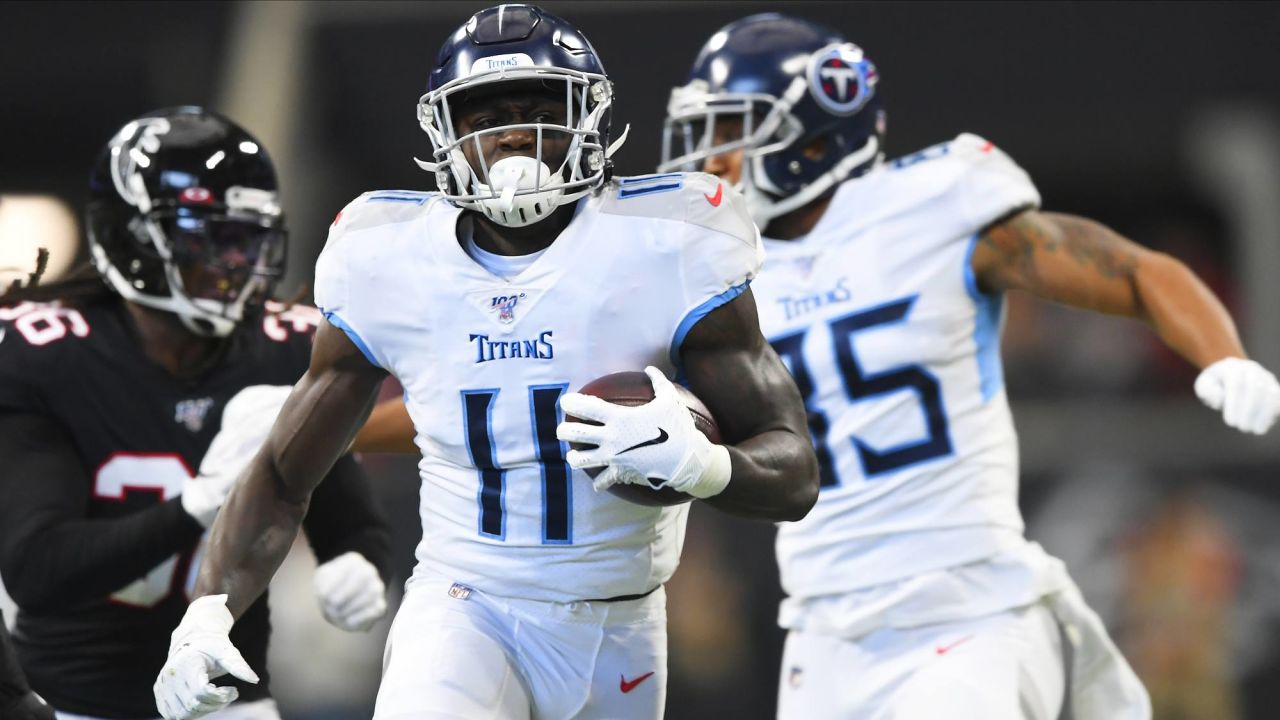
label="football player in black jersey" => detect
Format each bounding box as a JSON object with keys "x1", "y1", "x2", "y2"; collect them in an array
[{"x1": 0, "y1": 107, "x2": 393, "y2": 720}]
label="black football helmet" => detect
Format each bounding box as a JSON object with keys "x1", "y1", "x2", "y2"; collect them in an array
[
  {"x1": 660, "y1": 14, "x2": 885, "y2": 227},
  {"x1": 86, "y1": 107, "x2": 287, "y2": 337},
  {"x1": 415, "y1": 4, "x2": 627, "y2": 227}
]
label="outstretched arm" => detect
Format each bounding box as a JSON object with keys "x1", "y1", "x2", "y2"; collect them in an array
[
  {"x1": 156, "y1": 321, "x2": 388, "y2": 719},
  {"x1": 195, "y1": 320, "x2": 388, "y2": 618},
  {"x1": 681, "y1": 289, "x2": 820, "y2": 520},
  {"x1": 973, "y1": 209, "x2": 1242, "y2": 367},
  {"x1": 973, "y1": 209, "x2": 1280, "y2": 433}
]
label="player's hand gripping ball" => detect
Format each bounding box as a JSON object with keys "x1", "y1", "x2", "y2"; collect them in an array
[{"x1": 561, "y1": 370, "x2": 722, "y2": 506}]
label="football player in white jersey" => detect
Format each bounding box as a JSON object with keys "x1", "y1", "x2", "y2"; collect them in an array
[
  {"x1": 153, "y1": 5, "x2": 819, "y2": 720},
  {"x1": 660, "y1": 13, "x2": 1280, "y2": 720}
]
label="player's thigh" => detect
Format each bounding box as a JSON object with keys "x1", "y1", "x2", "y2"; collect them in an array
[
  {"x1": 777, "y1": 627, "x2": 900, "y2": 720},
  {"x1": 572, "y1": 598, "x2": 668, "y2": 720},
  {"x1": 374, "y1": 590, "x2": 531, "y2": 720},
  {"x1": 778, "y1": 604, "x2": 1065, "y2": 720},
  {"x1": 885, "y1": 603, "x2": 1065, "y2": 720}
]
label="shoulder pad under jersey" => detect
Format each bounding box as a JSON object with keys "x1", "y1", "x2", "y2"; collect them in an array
[
  {"x1": 598, "y1": 172, "x2": 758, "y2": 247},
  {"x1": 329, "y1": 190, "x2": 442, "y2": 236},
  {"x1": 891, "y1": 133, "x2": 1041, "y2": 231}
]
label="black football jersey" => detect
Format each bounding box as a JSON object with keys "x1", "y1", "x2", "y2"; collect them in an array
[
  {"x1": 0, "y1": 614, "x2": 31, "y2": 707},
  {"x1": 0, "y1": 297, "x2": 386, "y2": 718}
]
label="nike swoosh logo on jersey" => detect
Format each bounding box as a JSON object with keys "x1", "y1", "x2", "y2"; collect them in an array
[
  {"x1": 704, "y1": 183, "x2": 723, "y2": 207},
  {"x1": 617, "y1": 428, "x2": 669, "y2": 455},
  {"x1": 935, "y1": 634, "x2": 974, "y2": 655},
  {"x1": 620, "y1": 671, "x2": 655, "y2": 693}
]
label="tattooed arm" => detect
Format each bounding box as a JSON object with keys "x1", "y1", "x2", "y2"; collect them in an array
[{"x1": 971, "y1": 210, "x2": 1245, "y2": 369}]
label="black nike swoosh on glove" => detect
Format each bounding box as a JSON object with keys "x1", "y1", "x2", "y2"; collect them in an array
[{"x1": 617, "y1": 428, "x2": 669, "y2": 455}]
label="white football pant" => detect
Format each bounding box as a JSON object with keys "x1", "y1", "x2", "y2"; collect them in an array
[
  {"x1": 778, "y1": 602, "x2": 1065, "y2": 720},
  {"x1": 376, "y1": 579, "x2": 667, "y2": 720}
]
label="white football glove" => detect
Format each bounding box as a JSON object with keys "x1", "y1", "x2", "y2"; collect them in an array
[
  {"x1": 314, "y1": 551, "x2": 388, "y2": 632},
  {"x1": 182, "y1": 385, "x2": 293, "y2": 527},
  {"x1": 556, "y1": 366, "x2": 731, "y2": 499},
  {"x1": 154, "y1": 595, "x2": 259, "y2": 720},
  {"x1": 1195, "y1": 357, "x2": 1280, "y2": 435}
]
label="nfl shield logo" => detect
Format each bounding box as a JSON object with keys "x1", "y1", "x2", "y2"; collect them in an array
[
  {"x1": 175, "y1": 397, "x2": 214, "y2": 433},
  {"x1": 490, "y1": 293, "x2": 525, "y2": 324}
]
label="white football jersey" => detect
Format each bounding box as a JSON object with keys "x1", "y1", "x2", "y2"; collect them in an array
[
  {"x1": 754, "y1": 134, "x2": 1042, "y2": 602},
  {"x1": 314, "y1": 172, "x2": 760, "y2": 603}
]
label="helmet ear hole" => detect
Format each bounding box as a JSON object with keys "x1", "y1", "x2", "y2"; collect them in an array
[
  {"x1": 125, "y1": 216, "x2": 160, "y2": 255},
  {"x1": 802, "y1": 136, "x2": 828, "y2": 162}
]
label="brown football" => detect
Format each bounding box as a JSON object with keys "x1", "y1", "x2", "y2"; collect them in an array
[{"x1": 568, "y1": 371, "x2": 722, "y2": 507}]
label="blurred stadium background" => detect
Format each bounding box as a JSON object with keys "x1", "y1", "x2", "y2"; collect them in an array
[{"x1": 4, "y1": 1, "x2": 1280, "y2": 718}]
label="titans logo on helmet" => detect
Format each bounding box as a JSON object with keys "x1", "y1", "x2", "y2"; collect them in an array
[{"x1": 807, "y1": 43, "x2": 876, "y2": 116}]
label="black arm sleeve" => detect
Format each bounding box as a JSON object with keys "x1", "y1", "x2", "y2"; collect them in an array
[
  {"x1": 300, "y1": 453, "x2": 393, "y2": 583},
  {"x1": 0, "y1": 412, "x2": 205, "y2": 609},
  {"x1": 0, "y1": 615, "x2": 31, "y2": 703},
  {"x1": 0, "y1": 616, "x2": 54, "y2": 719},
  {"x1": 0, "y1": 620, "x2": 52, "y2": 720}
]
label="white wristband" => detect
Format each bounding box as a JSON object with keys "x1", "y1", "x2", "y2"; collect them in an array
[
  {"x1": 170, "y1": 594, "x2": 235, "y2": 651},
  {"x1": 687, "y1": 444, "x2": 732, "y2": 499}
]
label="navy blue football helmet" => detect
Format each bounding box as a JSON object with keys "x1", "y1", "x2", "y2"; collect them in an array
[
  {"x1": 416, "y1": 4, "x2": 626, "y2": 227},
  {"x1": 660, "y1": 14, "x2": 884, "y2": 226},
  {"x1": 87, "y1": 107, "x2": 286, "y2": 337}
]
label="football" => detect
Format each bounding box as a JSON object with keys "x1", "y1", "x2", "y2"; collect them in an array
[{"x1": 568, "y1": 371, "x2": 722, "y2": 506}]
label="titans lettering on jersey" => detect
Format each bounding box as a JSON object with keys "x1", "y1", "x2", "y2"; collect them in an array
[
  {"x1": 0, "y1": 299, "x2": 320, "y2": 717},
  {"x1": 750, "y1": 134, "x2": 1042, "y2": 602},
  {"x1": 315, "y1": 176, "x2": 761, "y2": 603},
  {"x1": 776, "y1": 276, "x2": 854, "y2": 322},
  {"x1": 470, "y1": 330, "x2": 554, "y2": 363}
]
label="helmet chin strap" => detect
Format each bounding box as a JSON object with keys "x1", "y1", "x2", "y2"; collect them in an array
[
  {"x1": 606, "y1": 123, "x2": 630, "y2": 158},
  {"x1": 160, "y1": 264, "x2": 244, "y2": 338},
  {"x1": 176, "y1": 312, "x2": 232, "y2": 338}
]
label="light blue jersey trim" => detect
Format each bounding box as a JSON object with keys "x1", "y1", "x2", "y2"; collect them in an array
[
  {"x1": 618, "y1": 183, "x2": 682, "y2": 199},
  {"x1": 668, "y1": 280, "x2": 751, "y2": 368},
  {"x1": 322, "y1": 310, "x2": 381, "y2": 368},
  {"x1": 963, "y1": 234, "x2": 1004, "y2": 401},
  {"x1": 366, "y1": 190, "x2": 434, "y2": 205},
  {"x1": 620, "y1": 173, "x2": 684, "y2": 185}
]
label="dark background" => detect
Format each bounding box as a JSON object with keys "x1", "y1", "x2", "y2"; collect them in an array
[
  {"x1": 4, "y1": 2, "x2": 1280, "y2": 718},
  {"x1": 4, "y1": 2, "x2": 1278, "y2": 270}
]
